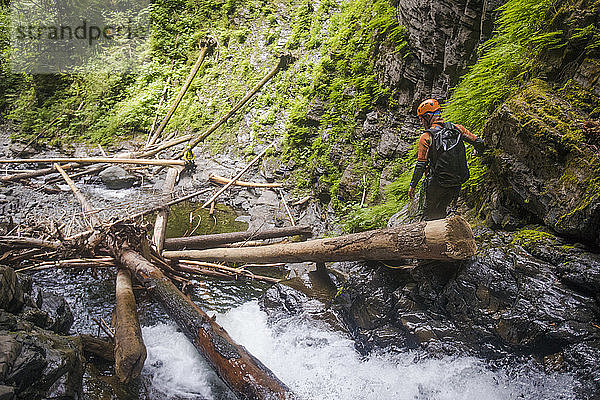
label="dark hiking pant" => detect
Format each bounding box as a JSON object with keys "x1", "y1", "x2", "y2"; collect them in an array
[{"x1": 423, "y1": 179, "x2": 460, "y2": 221}]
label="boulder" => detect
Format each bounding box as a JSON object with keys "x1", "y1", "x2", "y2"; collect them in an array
[
  {"x1": 8, "y1": 142, "x2": 36, "y2": 157},
  {"x1": 0, "y1": 335, "x2": 21, "y2": 381},
  {"x1": 0, "y1": 267, "x2": 26, "y2": 314},
  {"x1": 332, "y1": 226, "x2": 600, "y2": 394},
  {"x1": 99, "y1": 166, "x2": 137, "y2": 190},
  {"x1": 4, "y1": 331, "x2": 83, "y2": 400},
  {"x1": 337, "y1": 163, "x2": 362, "y2": 200},
  {"x1": 38, "y1": 292, "x2": 73, "y2": 335},
  {"x1": 482, "y1": 81, "x2": 600, "y2": 246},
  {"x1": 0, "y1": 385, "x2": 14, "y2": 400}
]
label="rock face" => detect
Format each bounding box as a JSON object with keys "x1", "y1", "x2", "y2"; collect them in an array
[
  {"x1": 386, "y1": 0, "x2": 502, "y2": 99},
  {"x1": 478, "y1": 80, "x2": 600, "y2": 246},
  {"x1": 326, "y1": 226, "x2": 600, "y2": 396},
  {"x1": 0, "y1": 266, "x2": 83, "y2": 399}
]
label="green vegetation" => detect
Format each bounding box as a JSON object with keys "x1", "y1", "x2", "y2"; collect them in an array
[
  {"x1": 281, "y1": 0, "x2": 408, "y2": 209},
  {"x1": 511, "y1": 227, "x2": 556, "y2": 246},
  {"x1": 1, "y1": 0, "x2": 286, "y2": 145},
  {"x1": 443, "y1": 0, "x2": 564, "y2": 134}
]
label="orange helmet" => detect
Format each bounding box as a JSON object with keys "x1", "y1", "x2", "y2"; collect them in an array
[{"x1": 416, "y1": 99, "x2": 440, "y2": 116}]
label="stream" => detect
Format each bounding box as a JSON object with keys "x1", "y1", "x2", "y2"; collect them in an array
[
  {"x1": 26, "y1": 195, "x2": 578, "y2": 400},
  {"x1": 33, "y1": 264, "x2": 579, "y2": 400}
]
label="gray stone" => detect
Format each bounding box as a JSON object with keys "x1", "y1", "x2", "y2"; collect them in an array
[
  {"x1": 331, "y1": 226, "x2": 600, "y2": 393},
  {"x1": 98, "y1": 166, "x2": 137, "y2": 190},
  {"x1": 481, "y1": 82, "x2": 600, "y2": 246},
  {"x1": 7, "y1": 331, "x2": 83, "y2": 400},
  {"x1": 39, "y1": 292, "x2": 73, "y2": 335},
  {"x1": 0, "y1": 267, "x2": 25, "y2": 314},
  {"x1": 337, "y1": 164, "x2": 362, "y2": 200},
  {"x1": 8, "y1": 142, "x2": 36, "y2": 157},
  {"x1": 376, "y1": 129, "x2": 401, "y2": 158},
  {"x1": 304, "y1": 97, "x2": 324, "y2": 126},
  {"x1": 0, "y1": 385, "x2": 15, "y2": 400},
  {"x1": 0, "y1": 335, "x2": 21, "y2": 381}
]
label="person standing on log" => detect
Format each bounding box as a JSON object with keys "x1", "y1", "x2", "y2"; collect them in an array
[{"x1": 407, "y1": 99, "x2": 485, "y2": 220}]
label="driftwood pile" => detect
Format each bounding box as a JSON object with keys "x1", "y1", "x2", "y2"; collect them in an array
[{"x1": 0, "y1": 38, "x2": 477, "y2": 400}]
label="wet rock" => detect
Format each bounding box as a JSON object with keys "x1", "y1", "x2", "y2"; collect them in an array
[
  {"x1": 0, "y1": 385, "x2": 14, "y2": 400},
  {"x1": 38, "y1": 292, "x2": 73, "y2": 335},
  {"x1": 8, "y1": 142, "x2": 36, "y2": 157},
  {"x1": 19, "y1": 308, "x2": 49, "y2": 332},
  {"x1": 260, "y1": 157, "x2": 282, "y2": 182},
  {"x1": 337, "y1": 164, "x2": 362, "y2": 200},
  {"x1": 333, "y1": 228, "x2": 600, "y2": 393},
  {"x1": 0, "y1": 265, "x2": 83, "y2": 400},
  {"x1": 481, "y1": 81, "x2": 600, "y2": 246},
  {"x1": 261, "y1": 284, "x2": 309, "y2": 315},
  {"x1": 5, "y1": 331, "x2": 83, "y2": 400},
  {"x1": 0, "y1": 267, "x2": 26, "y2": 314},
  {"x1": 0, "y1": 336, "x2": 21, "y2": 381},
  {"x1": 99, "y1": 166, "x2": 137, "y2": 189},
  {"x1": 304, "y1": 97, "x2": 324, "y2": 127},
  {"x1": 0, "y1": 312, "x2": 31, "y2": 333}
]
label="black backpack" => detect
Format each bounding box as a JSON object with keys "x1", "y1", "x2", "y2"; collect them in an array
[{"x1": 426, "y1": 122, "x2": 469, "y2": 187}]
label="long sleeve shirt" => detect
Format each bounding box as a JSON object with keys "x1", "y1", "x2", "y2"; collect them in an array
[{"x1": 410, "y1": 118, "x2": 484, "y2": 188}]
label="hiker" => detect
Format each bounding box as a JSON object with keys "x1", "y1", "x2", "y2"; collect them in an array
[{"x1": 407, "y1": 98, "x2": 485, "y2": 221}]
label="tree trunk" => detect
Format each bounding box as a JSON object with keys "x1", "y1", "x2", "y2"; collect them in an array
[
  {"x1": 164, "y1": 225, "x2": 312, "y2": 250},
  {"x1": 163, "y1": 216, "x2": 477, "y2": 263},
  {"x1": 147, "y1": 41, "x2": 213, "y2": 147},
  {"x1": 208, "y1": 174, "x2": 282, "y2": 188},
  {"x1": 152, "y1": 167, "x2": 181, "y2": 253},
  {"x1": 0, "y1": 236, "x2": 61, "y2": 249},
  {"x1": 0, "y1": 163, "x2": 77, "y2": 183},
  {"x1": 80, "y1": 334, "x2": 115, "y2": 362},
  {"x1": 114, "y1": 268, "x2": 147, "y2": 383},
  {"x1": 118, "y1": 247, "x2": 295, "y2": 400}
]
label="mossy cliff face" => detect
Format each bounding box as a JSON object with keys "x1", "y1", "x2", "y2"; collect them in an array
[
  {"x1": 463, "y1": 0, "x2": 600, "y2": 246},
  {"x1": 481, "y1": 80, "x2": 600, "y2": 245}
]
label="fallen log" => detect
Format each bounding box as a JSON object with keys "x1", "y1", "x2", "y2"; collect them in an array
[
  {"x1": 152, "y1": 167, "x2": 181, "y2": 253},
  {"x1": 55, "y1": 164, "x2": 147, "y2": 383},
  {"x1": 0, "y1": 163, "x2": 78, "y2": 183},
  {"x1": 45, "y1": 163, "x2": 107, "y2": 184},
  {"x1": 63, "y1": 187, "x2": 214, "y2": 242},
  {"x1": 114, "y1": 268, "x2": 147, "y2": 383},
  {"x1": 147, "y1": 40, "x2": 214, "y2": 147},
  {"x1": 172, "y1": 54, "x2": 295, "y2": 161},
  {"x1": 209, "y1": 173, "x2": 282, "y2": 188},
  {"x1": 178, "y1": 260, "x2": 280, "y2": 283},
  {"x1": 138, "y1": 134, "x2": 193, "y2": 158},
  {"x1": 15, "y1": 257, "x2": 116, "y2": 272},
  {"x1": 202, "y1": 142, "x2": 274, "y2": 208},
  {"x1": 118, "y1": 247, "x2": 295, "y2": 399},
  {"x1": 54, "y1": 163, "x2": 104, "y2": 250},
  {"x1": 0, "y1": 157, "x2": 186, "y2": 167},
  {"x1": 164, "y1": 225, "x2": 312, "y2": 250},
  {"x1": 80, "y1": 334, "x2": 115, "y2": 362},
  {"x1": 163, "y1": 216, "x2": 477, "y2": 263},
  {"x1": 0, "y1": 236, "x2": 61, "y2": 250},
  {"x1": 278, "y1": 189, "x2": 295, "y2": 226}
]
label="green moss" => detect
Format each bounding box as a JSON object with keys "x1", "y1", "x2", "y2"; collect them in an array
[
  {"x1": 444, "y1": 0, "x2": 565, "y2": 135},
  {"x1": 281, "y1": 0, "x2": 408, "y2": 208},
  {"x1": 511, "y1": 228, "x2": 556, "y2": 246},
  {"x1": 555, "y1": 153, "x2": 600, "y2": 229}
]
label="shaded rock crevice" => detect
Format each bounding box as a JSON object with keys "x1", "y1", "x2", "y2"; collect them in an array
[{"x1": 0, "y1": 266, "x2": 84, "y2": 399}]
